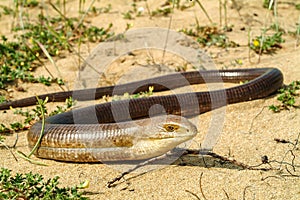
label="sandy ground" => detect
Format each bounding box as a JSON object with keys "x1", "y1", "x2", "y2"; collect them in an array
[{"x1": 0, "y1": 0, "x2": 300, "y2": 199}]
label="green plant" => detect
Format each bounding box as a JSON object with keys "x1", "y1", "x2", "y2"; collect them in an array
[
  {"x1": 0, "y1": 35, "x2": 64, "y2": 89},
  {"x1": 0, "y1": 3, "x2": 113, "y2": 90},
  {"x1": 21, "y1": 0, "x2": 39, "y2": 7},
  {"x1": 151, "y1": 7, "x2": 172, "y2": 17},
  {"x1": 110, "y1": 86, "x2": 154, "y2": 102},
  {"x1": 0, "y1": 135, "x2": 5, "y2": 143},
  {"x1": 122, "y1": 3, "x2": 145, "y2": 19},
  {"x1": 17, "y1": 14, "x2": 113, "y2": 56},
  {"x1": 49, "y1": 97, "x2": 76, "y2": 116},
  {"x1": 169, "y1": 0, "x2": 195, "y2": 10},
  {"x1": 0, "y1": 97, "x2": 75, "y2": 134},
  {"x1": 180, "y1": 25, "x2": 238, "y2": 48},
  {"x1": 90, "y1": 4, "x2": 112, "y2": 15},
  {"x1": 0, "y1": 36, "x2": 37, "y2": 88},
  {"x1": 269, "y1": 81, "x2": 300, "y2": 112},
  {"x1": 250, "y1": 31, "x2": 285, "y2": 54},
  {"x1": 0, "y1": 5, "x2": 14, "y2": 16},
  {"x1": 122, "y1": 0, "x2": 194, "y2": 19},
  {"x1": 122, "y1": 11, "x2": 134, "y2": 19},
  {"x1": 151, "y1": 0, "x2": 194, "y2": 16},
  {"x1": 0, "y1": 168, "x2": 88, "y2": 199},
  {"x1": 269, "y1": 23, "x2": 285, "y2": 33},
  {"x1": 0, "y1": 95, "x2": 5, "y2": 103},
  {"x1": 0, "y1": 124, "x2": 11, "y2": 134}
]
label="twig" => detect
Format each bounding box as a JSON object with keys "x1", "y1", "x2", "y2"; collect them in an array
[
  {"x1": 284, "y1": 165, "x2": 300, "y2": 177},
  {"x1": 0, "y1": 140, "x2": 18, "y2": 162},
  {"x1": 222, "y1": 188, "x2": 230, "y2": 200},
  {"x1": 185, "y1": 172, "x2": 207, "y2": 200},
  {"x1": 274, "y1": 138, "x2": 294, "y2": 145},
  {"x1": 12, "y1": 132, "x2": 18, "y2": 148},
  {"x1": 248, "y1": 106, "x2": 266, "y2": 133},
  {"x1": 185, "y1": 150, "x2": 272, "y2": 170},
  {"x1": 206, "y1": 152, "x2": 271, "y2": 170},
  {"x1": 261, "y1": 175, "x2": 284, "y2": 181},
  {"x1": 199, "y1": 172, "x2": 208, "y2": 200},
  {"x1": 274, "y1": 132, "x2": 300, "y2": 171},
  {"x1": 185, "y1": 190, "x2": 201, "y2": 200},
  {"x1": 242, "y1": 186, "x2": 250, "y2": 200},
  {"x1": 106, "y1": 153, "x2": 170, "y2": 188}
]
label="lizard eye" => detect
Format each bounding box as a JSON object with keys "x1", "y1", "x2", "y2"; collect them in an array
[{"x1": 163, "y1": 124, "x2": 179, "y2": 132}]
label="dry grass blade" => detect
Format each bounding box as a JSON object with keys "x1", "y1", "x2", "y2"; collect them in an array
[
  {"x1": 194, "y1": 0, "x2": 213, "y2": 24},
  {"x1": 36, "y1": 42, "x2": 66, "y2": 91}
]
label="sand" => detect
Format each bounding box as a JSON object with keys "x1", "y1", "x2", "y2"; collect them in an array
[{"x1": 0, "y1": 0, "x2": 300, "y2": 199}]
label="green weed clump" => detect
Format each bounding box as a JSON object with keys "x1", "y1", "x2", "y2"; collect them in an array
[
  {"x1": 20, "y1": 0, "x2": 39, "y2": 8},
  {"x1": 0, "y1": 5, "x2": 113, "y2": 90},
  {"x1": 0, "y1": 36, "x2": 36, "y2": 88},
  {"x1": 110, "y1": 86, "x2": 154, "y2": 102},
  {"x1": 0, "y1": 168, "x2": 88, "y2": 200},
  {"x1": 250, "y1": 31, "x2": 285, "y2": 54},
  {"x1": 269, "y1": 81, "x2": 300, "y2": 112},
  {"x1": 0, "y1": 97, "x2": 75, "y2": 134},
  {"x1": 180, "y1": 25, "x2": 239, "y2": 48}
]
